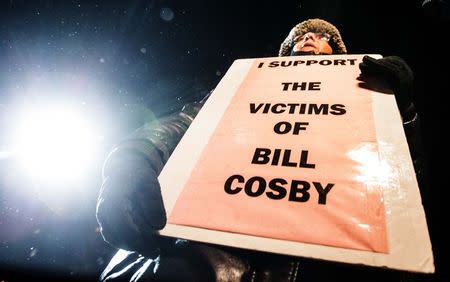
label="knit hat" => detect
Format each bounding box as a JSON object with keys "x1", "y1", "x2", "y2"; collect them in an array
[{"x1": 279, "y1": 18, "x2": 347, "y2": 56}]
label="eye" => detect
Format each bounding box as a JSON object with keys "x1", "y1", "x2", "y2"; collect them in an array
[
  {"x1": 293, "y1": 35, "x2": 305, "y2": 43},
  {"x1": 319, "y1": 33, "x2": 331, "y2": 42}
]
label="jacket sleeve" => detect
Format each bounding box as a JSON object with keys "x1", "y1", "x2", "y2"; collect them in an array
[{"x1": 96, "y1": 92, "x2": 210, "y2": 255}]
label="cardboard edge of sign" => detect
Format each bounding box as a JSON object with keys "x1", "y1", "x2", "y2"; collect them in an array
[{"x1": 158, "y1": 55, "x2": 435, "y2": 273}]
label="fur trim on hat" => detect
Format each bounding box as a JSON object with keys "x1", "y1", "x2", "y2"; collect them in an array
[{"x1": 279, "y1": 18, "x2": 347, "y2": 56}]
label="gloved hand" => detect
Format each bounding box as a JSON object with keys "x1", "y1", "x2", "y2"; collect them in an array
[
  {"x1": 96, "y1": 141, "x2": 167, "y2": 255},
  {"x1": 358, "y1": 55, "x2": 414, "y2": 115}
]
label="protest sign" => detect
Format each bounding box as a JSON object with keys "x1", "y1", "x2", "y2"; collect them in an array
[{"x1": 158, "y1": 55, "x2": 434, "y2": 273}]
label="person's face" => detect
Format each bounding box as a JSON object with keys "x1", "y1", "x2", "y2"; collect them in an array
[{"x1": 292, "y1": 32, "x2": 333, "y2": 54}]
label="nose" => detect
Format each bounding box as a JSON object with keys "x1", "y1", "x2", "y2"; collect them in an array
[{"x1": 302, "y1": 32, "x2": 316, "y2": 41}]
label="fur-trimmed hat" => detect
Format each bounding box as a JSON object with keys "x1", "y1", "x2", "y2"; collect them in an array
[{"x1": 279, "y1": 18, "x2": 347, "y2": 56}]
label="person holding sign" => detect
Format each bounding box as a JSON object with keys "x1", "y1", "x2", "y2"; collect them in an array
[{"x1": 96, "y1": 18, "x2": 426, "y2": 281}]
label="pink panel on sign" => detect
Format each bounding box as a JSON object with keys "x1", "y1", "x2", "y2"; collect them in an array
[{"x1": 169, "y1": 56, "x2": 388, "y2": 253}]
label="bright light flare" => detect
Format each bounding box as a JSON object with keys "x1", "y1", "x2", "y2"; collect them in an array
[
  {"x1": 347, "y1": 143, "x2": 395, "y2": 188},
  {"x1": 11, "y1": 104, "x2": 100, "y2": 184}
]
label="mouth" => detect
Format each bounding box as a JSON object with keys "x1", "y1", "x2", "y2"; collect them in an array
[{"x1": 301, "y1": 42, "x2": 316, "y2": 49}]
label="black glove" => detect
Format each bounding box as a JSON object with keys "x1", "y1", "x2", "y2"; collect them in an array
[
  {"x1": 96, "y1": 141, "x2": 167, "y2": 255},
  {"x1": 358, "y1": 55, "x2": 414, "y2": 116}
]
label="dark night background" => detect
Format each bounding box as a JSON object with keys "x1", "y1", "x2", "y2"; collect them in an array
[{"x1": 0, "y1": 0, "x2": 448, "y2": 281}]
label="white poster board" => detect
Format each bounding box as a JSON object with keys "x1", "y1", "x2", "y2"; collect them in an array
[{"x1": 158, "y1": 54, "x2": 434, "y2": 273}]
